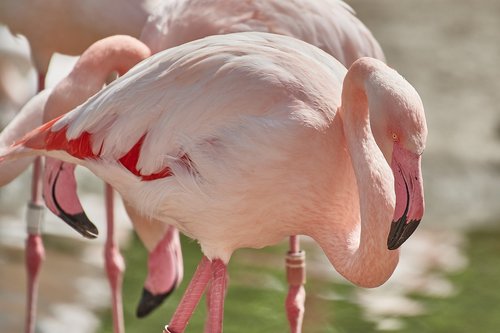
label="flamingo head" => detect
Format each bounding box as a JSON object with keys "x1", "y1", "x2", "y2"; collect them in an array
[
  {"x1": 43, "y1": 157, "x2": 98, "y2": 239},
  {"x1": 365, "y1": 60, "x2": 428, "y2": 250}
]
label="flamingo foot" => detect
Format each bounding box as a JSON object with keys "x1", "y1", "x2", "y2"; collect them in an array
[
  {"x1": 286, "y1": 251, "x2": 306, "y2": 333},
  {"x1": 137, "y1": 227, "x2": 183, "y2": 317}
]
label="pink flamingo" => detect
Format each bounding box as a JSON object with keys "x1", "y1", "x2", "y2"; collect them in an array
[
  {"x1": 141, "y1": 0, "x2": 384, "y2": 63},
  {"x1": 0, "y1": 1, "x2": 160, "y2": 331},
  {"x1": 41, "y1": 35, "x2": 150, "y2": 333},
  {"x1": 140, "y1": 0, "x2": 386, "y2": 328},
  {"x1": 0, "y1": 32, "x2": 427, "y2": 332},
  {"x1": 0, "y1": 35, "x2": 182, "y2": 331},
  {"x1": 40, "y1": 35, "x2": 183, "y2": 320}
]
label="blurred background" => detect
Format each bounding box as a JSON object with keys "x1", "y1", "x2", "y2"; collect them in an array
[{"x1": 1, "y1": 0, "x2": 500, "y2": 332}]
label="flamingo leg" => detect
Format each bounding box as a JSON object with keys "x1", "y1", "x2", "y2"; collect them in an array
[
  {"x1": 286, "y1": 236, "x2": 306, "y2": 333},
  {"x1": 25, "y1": 169, "x2": 45, "y2": 333},
  {"x1": 165, "y1": 256, "x2": 212, "y2": 333},
  {"x1": 25, "y1": 74, "x2": 46, "y2": 333},
  {"x1": 104, "y1": 184, "x2": 125, "y2": 333},
  {"x1": 205, "y1": 259, "x2": 227, "y2": 333},
  {"x1": 204, "y1": 260, "x2": 230, "y2": 333}
]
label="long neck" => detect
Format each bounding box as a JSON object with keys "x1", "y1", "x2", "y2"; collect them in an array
[
  {"x1": 315, "y1": 63, "x2": 398, "y2": 288},
  {"x1": 69, "y1": 41, "x2": 145, "y2": 92}
]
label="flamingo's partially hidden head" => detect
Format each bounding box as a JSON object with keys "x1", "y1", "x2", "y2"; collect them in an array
[
  {"x1": 44, "y1": 157, "x2": 98, "y2": 239},
  {"x1": 363, "y1": 58, "x2": 428, "y2": 249},
  {"x1": 136, "y1": 227, "x2": 183, "y2": 318}
]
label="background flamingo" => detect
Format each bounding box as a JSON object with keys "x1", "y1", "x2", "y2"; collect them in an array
[
  {"x1": 0, "y1": 32, "x2": 427, "y2": 333},
  {"x1": 139, "y1": 1, "x2": 386, "y2": 329},
  {"x1": 40, "y1": 34, "x2": 184, "y2": 322},
  {"x1": 0, "y1": 35, "x2": 181, "y2": 333},
  {"x1": 41, "y1": 35, "x2": 150, "y2": 333},
  {"x1": 0, "y1": 1, "x2": 160, "y2": 332}
]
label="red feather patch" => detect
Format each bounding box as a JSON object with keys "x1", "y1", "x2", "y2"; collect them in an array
[
  {"x1": 118, "y1": 135, "x2": 174, "y2": 181},
  {"x1": 23, "y1": 120, "x2": 178, "y2": 181}
]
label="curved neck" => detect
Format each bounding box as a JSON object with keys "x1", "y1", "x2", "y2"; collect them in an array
[
  {"x1": 44, "y1": 37, "x2": 150, "y2": 122},
  {"x1": 315, "y1": 63, "x2": 398, "y2": 288},
  {"x1": 70, "y1": 42, "x2": 144, "y2": 87}
]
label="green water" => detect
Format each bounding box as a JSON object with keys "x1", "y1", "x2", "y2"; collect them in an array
[{"x1": 97, "y1": 229, "x2": 500, "y2": 332}]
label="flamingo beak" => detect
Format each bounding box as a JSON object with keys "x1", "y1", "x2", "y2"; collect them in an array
[
  {"x1": 387, "y1": 144, "x2": 424, "y2": 250},
  {"x1": 136, "y1": 287, "x2": 176, "y2": 318},
  {"x1": 136, "y1": 228, "x2": 182, "y2": 317},
  {"x1": 43, "y1": 157, "x2": 98, "y2": 239}
]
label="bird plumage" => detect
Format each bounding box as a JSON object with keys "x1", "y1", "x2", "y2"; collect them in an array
[
  {"x1": 141, "y1": 0, "x2": 385, "y2": 66},
  {"x1": 4, "y1": 32, "x2": 426, "y2": 287}
]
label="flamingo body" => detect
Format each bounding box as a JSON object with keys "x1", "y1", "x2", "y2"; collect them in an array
[
  {"x1": 2, "y1": 32, "x2": 427, "y2": 330},
  {"x1": 12, "y1": 32, "x2": 424, "y2": 266},
  {"x1": 0, "y1": 0, "x2": 160, "y2": 71},
  {"x1": 140, "y1": 1, "x2": 386, "y2": 327},
  {"x1": 141, "y1": 0, "x2": 385, "y2": 67}
]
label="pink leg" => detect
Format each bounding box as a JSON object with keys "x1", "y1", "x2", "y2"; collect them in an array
[
  {"x1": 25, "y1": 74, "x2": 46, "y2": 333},
  {"x1": 25, "y1": 192, "x2": 45, "y2": 333},
  {"x1": 286, "y1": 236, "x2": 306, "y2": 333},
  {"x1": 104, "y1": 184, "x2": 125, "y2": 333},
  {"x1": 205, "y1": 259, "x2": 227, "y2": 333},
  {"x1": 165, "y1": 256, "x2": 212, "y2": 333},
  {"x1": 204, "y1": 261, "x2": 230, "y2": 333}
]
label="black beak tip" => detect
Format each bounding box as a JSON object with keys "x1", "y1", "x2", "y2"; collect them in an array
[
  {"x1": 136, "y1": 287, "x2": 175, "y2": 318},
  {"x1": 387, "y1": 219, "x2": 421, "y2": 250},
  {"x1": 58, "y1": 212, "x2": 99, "y2": 239}
]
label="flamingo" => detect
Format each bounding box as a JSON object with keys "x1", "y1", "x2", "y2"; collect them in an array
[
  {"x1": 141, "y1": 0, "x2": 385, "y2": 64},
  {"x1": 0, "y1": 32, "x2": 427, "y2": 333},
  {"x1": 140, "y1": 0, "x2": 386, "y2": 328},
  {"x1": 0, "y1": 0, "x2": 160, "y2": 76},
  {"x1": 40, "y1": 34, "x2": 183, "y2": 321},
  {"x1": 0, "y1": 1, "x2": 160, "y2": 331},
  {"x1": 41, "y1": 35, "x2": 150, "y2": 333},
  {"x1": 0, "y1": 35, "x2": 182, "y2": 332}
]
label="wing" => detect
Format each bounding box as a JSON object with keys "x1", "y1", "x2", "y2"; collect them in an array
[{"x1": 12, "y1": 33, "x2": 345, "y2": 180}]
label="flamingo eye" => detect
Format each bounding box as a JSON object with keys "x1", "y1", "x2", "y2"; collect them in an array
[{"x1": 392, "y1": 133, "x2": 398, "y2": 142}]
